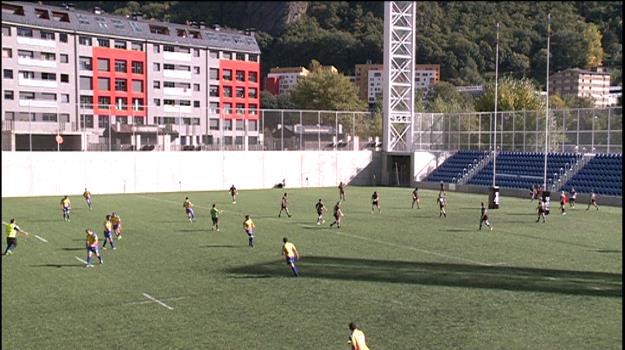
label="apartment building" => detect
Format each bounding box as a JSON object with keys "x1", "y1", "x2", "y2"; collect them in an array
[
  {"x1": 264, "y1": 67, "x2": 310, "y2": 96},
  {"x1": 549, "y1": 68, "x2": 611, "y2": 108},
  {"x1": 355, "y1": 63, "x2": 441, "y2": 107},
  {"x1": 1, "y1": 1, "x2": 260, "y2": 151}
]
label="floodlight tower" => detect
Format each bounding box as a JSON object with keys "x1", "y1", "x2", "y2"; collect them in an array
[{"x1": 382, "y1": 1, "x2": 416, "y2": 152}]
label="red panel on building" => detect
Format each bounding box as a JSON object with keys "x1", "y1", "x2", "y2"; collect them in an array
[
  {"x1": 219, "y1": 59, "x2": 260, "y2": 120},
  {"x1": 264, "y1": 76, "x2": 280, "y2": 96},
  {"x1": 92, "y1": 47, "x2": 147, "y2": 118}
]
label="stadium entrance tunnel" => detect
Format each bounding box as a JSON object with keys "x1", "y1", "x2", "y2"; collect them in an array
[
  {"x1": 15, "y1": 133, "x2": 82, "y2": 151},
  {"x1": 226, "y1": 256, "x2": 621, "y2": 298},
  {"x1": 382, "y1": 154, "x2": 411, "y2": 186}
]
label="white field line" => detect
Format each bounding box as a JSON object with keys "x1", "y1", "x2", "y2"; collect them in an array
[
  {"x1": 329, "y1": 230, "x2": 499, "y2": 267},
  {"x1": 74, "y1": 256, "x2": 88, "y2": 264},
  {"x1": 124, "y1": 296, "x2": 188, "y2": 306},
  {"x1": 34, "y1": 235, "x2": 48, "y2": 243},
  {"x1": 142, "y1": 293, "x2": 174, "y2": 310}
]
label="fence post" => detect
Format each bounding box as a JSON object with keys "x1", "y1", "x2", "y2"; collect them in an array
[
  {"x1": 478, "y1": 113, "x2": 481, "y2": 150},
  {"x1": 562, "y1": 110, "x2": 565, "y2": 153},
  {"x1": 280, "y1": 110, "x2": 284, "y2": 151},
  {"x1": 591, "y1": 109, "x2": 595, "y2": 152},
  {"x1": 317, "y1": 111, "x2": 321, "y2": 151},
  {"x1": 523, "y1": 110, "x2": 526, "y2": 152},
  {"x1": 512, "y1": 112, "x2": 515, "y2": 151},
  {"x1": 576, "y1": 109, "x2": 580, "y2": 152},
  {"x1": 607, "y1": 107, "x2": 611, "y2": 154},
  {"x1": 299, "y1": 110, "x2": 303, "y2": 150}
]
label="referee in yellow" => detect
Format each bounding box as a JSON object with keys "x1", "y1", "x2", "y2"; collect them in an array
[
  {"x1": 4, "y1": 218, "x2": 28, "y2": 255},
  {"x1": 281, "y1": 237, "x2": 300, "y2": 277},
  {"x1": 348, "y1": 322, "x2": 370, "y2": 350}
]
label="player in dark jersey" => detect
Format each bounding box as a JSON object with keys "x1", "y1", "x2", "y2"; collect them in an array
[
  {"x1": 536, "y1": 200, "x2": 547, "y2": 223},
  {"x1": 229, "y1": 185, "x2": 238, "y2": 204},
  {"x1": 569, "y1": 186, "x2": 577, "y2": 208},
  {"x1": 329, "y1": 201, "x2": 344, "y2": 228},
  {"x1": 315, "y1": 199, "x2": 327, "y2": 225},
  {"x1": 338, "y1": 182, "x2": 346, "y2": 201},
  {"x1": 278, "y1": 192, "x2": 292, "y2": 218},
  {"x1": 586, "y1": 191, "x2": 599, "y2": 211},
  {"x1": 371, "y1": 191, "x2": 381, "y2": 214},
  {"x1": 479, "y1": 202, "x2": 493, "y2": 231},
  {"x1": 411, "y1": 187, "x2": 420, "y2": 209}
]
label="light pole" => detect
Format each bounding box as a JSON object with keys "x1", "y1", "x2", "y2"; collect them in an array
[
  {"x1": 542, "y1": 13, "x2": 551, "y2": 190},
  {"x1": 492, "y1": 22, "x2": 500, "y2": 187}
]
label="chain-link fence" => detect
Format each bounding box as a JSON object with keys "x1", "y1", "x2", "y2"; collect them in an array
[{"x1": 414, "y1": 107, "x2": 622, "y2": 154}]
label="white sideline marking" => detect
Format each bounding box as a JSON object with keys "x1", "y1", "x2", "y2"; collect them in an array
[
  {"x1": 124, "y1": 296, "x2": 187, "y2": 306},
  {"x1": 74, "y1": 256, "x2": 88, "y2": 264},
  {"x1": 142, "y1": 293, "x2": 174, "y2": 310},
  {"x1": 34, "y1": 235, "x2": 48, "y2": 243},
  {"x1": 330, "y1": 230, "x2": 499, "y2": 266}
]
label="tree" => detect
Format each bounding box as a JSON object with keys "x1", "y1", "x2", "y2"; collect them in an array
[
  {"x1": 426, "y1": 82, "x2": 475, "y2": 113},
  {"x1": 475, "y1": 76, "x2": 544, "y2": 112},
  {"x1": 583, "y1": 23, "x2": 604, "y2": 68},
  {"x1": 289, "y1": 60, "x2": 367, "y2": 111},
  {"x1": 260, "y1": 90, "x2": 294, "y2": 110}
]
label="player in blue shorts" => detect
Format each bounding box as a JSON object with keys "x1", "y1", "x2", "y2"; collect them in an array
[
  {"x1": 282, "y1": 237, "x2": 300, "y2": 277},
  {"x1": 183, "y1": 197, "x2": 196, "y2": 223},
  {"x1": 101, "y1": 215, "x2": 116, "y2": 250},
  {"x1": 243, "y1": 215, "x2": 255, "y2": 248},
  {"x1": 60, "y1": 196, "x2": 71, "y2": 222},
  {"x1": 85, "y1": 229, "x2": 103, "y2": 267}
]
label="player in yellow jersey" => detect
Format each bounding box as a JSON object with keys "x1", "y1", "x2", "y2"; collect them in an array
[
  {"x1": 85, "y1": 229, "x2": 103, "y2": 267},
  {"x1": 4, "y1": 218, "x2": 28, "y2": 255},
  {"x1": 281, "y1": 237, "x2": 300, "y2": 277},
  {"x1": 111, "y1": 212, "x2": 122, "y2": 239},
  {"x1": 101, "y1": 215, "x2": 116, "y2": 250},
  {"x1": 182, "y1": 197, "x2": 196, "y2": 223},
  {"x1": 243, "y1": 215, "x2": 255, "y2": 248},
  {"x1": 83, "y1": 188, "x2": 93, "y2": 210},
  {"x1": 60, "y1": 195, "x2": 71, "y2": 222},
  {"x1": 348, "y1": 322, "x2": 370, "y2": 350}
]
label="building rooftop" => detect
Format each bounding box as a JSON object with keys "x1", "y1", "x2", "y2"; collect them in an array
[
  {"x1": 551, "y1": 68, "x2": 611, "y2": 77},
  {"x1": 1, "y1": 1, "x2": 260, "y2": 53}
]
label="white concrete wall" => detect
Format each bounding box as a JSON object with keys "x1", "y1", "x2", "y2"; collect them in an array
[
  {"x1": 1, "y1": 151, "x2": 377, "y2": 197},
  {"x1": 412, "y1": 151, "x2": 453, "y2": 182}
]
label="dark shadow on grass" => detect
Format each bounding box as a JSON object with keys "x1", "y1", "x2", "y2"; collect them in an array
[
  {"x1": 60, "y1": 247, "x2": 84, "y2": 251},
  {"x1": 595, "y1": 249, "x2": 622, "y2": 254},
  {"x1": 226, "y1": 256, "x2": 621, "y2": 298},
  {"x1": 31, "y1": 264, "x2": 84, "y2": 268},
  {"x1": 502, "y1": 232, "x2": 599, "y2": 249},
  {"x1": 446, "y1": 228, "x2": 475, "y2": 233}
]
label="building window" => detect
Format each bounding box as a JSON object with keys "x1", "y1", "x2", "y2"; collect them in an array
[
  {"x1": 248, "y1": 119, "x2": 258, "y2": 130},
  {"x1": 236, "y1": 87, "x2": 245, "y2": 98},
  {"x1": 236, "y1": 70, "x2": 245, "y2": 82},
  {"x1": 236, "y1": 53, "x2": 245, "y2": 61},
  {"x1": 80, "y1": 95, "x2": 93, "y2": 108},
  {"x1": 17, "y1": 27, "x2": 33, "y2": 37},
  {"x1": 98, "y1": 96, "x2": 111, "y2": 109},
  {"x1": 163, "y1": 45, "x2": 174, "y2": 52},
  {"x1": 223, "y1": 69, "x2": 232, "y2": 81},
  {"x1": 4, "y1": 90, "x2": 14, "y2": 100},
  {"x1": 163, "y1": 81, "x2": 175, "y2": 88},
  {"x1": 248, "y1": 71, "x2": 257, "y2": 82},
  {"x1": 209, "y1": 118, "x2": 219, "y2": 130},
  {"x1": 98, "y1": 58, "x2": 110, "y2": 72},
  {"x1": 209, "y1": 50, "x2": 218, "y2": 59},
  {"x1": 2, "y1": 48, "x2": 11, "y2": 58},
  {"x1": 153, "y1": 44, "x2": 160, "y2": 53},
  {"x1": 19, "y1": 92, "x2": 35, "y2": 100},
  {"x1": 80, "y1": 114, "x2": 94, "y2": 128},
  {"x1": 97, "y1": 116, "x2": 108, "y2": 128},
  {"x1": 3, "y1": 69, "x2": 13, "y2": 79},
  {"x1": 153, "y1": 81, "x2": 160, "y2": 89},
  {"x1": 131, "y1": 42, "x2": 143, "y2": 51},
  {"x1": 132, "y1": 61, "x2": 143, "y2": 74},
  {"x1": 223, "y1": 103, "x2": 232, "y2": 115},
  {"x1": 41, "y1": 52, "x2": 55, "y2": 61},
  {"x1": 114, "y1": 40, "x2": 127, "y2": 49},
  {"x1": 222, "y1": 52, "x2": 232, "y2": 60},
  {"x1": 79, "y1": 36, "x2": 92, "y2": 46},
  {"x1": 80, "y1": 76, "x2": 92, "y2": 90},
  {"x1": 209, "y1": 68, "x2": 219, "y2": 80},
  {"x1": 115, "y1": 78, "x2": 127, "y2": 91},
  {"x1": 116, "y1": 116, "x2": 128, "y2": 124},
  {"x1": 194, "y1": 101, "x2": 200, "y2": 108},
  {"x1": 153, "y1": 98, "x2": 160, "y2": 106},
  {"x1": 248, "y1": 88, "x2": 257, "y2": 98},
  {"x1": 61, "y1": 94, "x2": 69, "y2": 103},
  {"x1": 59, "y1": 33, "x2": 68, "y2": 42},
  {"x1": 164, "y1": 99, "x2": 175, "y2": 106},
  {"x1": 41, "y1": 72, "x2": 56, "y2": 80},
  {"x1": 193, "y1": 66, "x2": 200, "y2": 74},
  {"x1": 193, "y1": 48, "x2": 200, "y2": 57},
  {"x1": 2, "y1": 26, "x2": 11, "y2": 36},
  {"x1": 193, "y1": 83, "x2": 200, "y2": 91},
  {"x1": 132, "y1": 98, "x2": 144, "y2": 111},
  {"x1": 224, "y1": 119, "x2": 233, "y2": 130},
  {"x1": 132, "y1": 80, "x2": 143, "y2": 92},
  {"x1": 116, "y1": 97, "x2": 127, "y2": 110},
  {"x1": 115, "y1": 59, "x2": 127, "y2": 73},
  {"x1": 60, "y1": 74, "x2": 69, "y2": 83},
  {"x1": 209, "y1": 85, "x2": 219, "y2": 97},
  {"x1": 97, "y1": 38, "x2": 110, "y2": 47},
  {"x1": 98, "y1": 77, "x2": 110, "y2": 91},
  {"x1": 224, "y1": 86, "x2": 232, "y2": 97},
  {"x1": 248, "y1": 54, "x2": 258, "y2": 62},
  {"x1": 236, "y1": 104, "x2": 245, "y2": 116},
  {"x1": 153, "y1": 63, "x2": 160, "y2": 71},
  {"x1": 79, "y1": 57, "x2": 92, "y2": 70},
  {"x1": 209, "y1": 102, "x2": 220, "y2": 114},
  {"x1": 60, "y1": 54, "x2": 68, "y2": 63},
  {"x1": 179, "y1": 100, "x2": 191, "y2": 107}
]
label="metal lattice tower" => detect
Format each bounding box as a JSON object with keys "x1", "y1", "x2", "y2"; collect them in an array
[{"x1": 382, "y1": 1, "x2": 416, "y2": 153}]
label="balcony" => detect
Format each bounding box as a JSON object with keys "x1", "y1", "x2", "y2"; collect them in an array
[
  {"x1": 16, "y1": 37, "x2": 56, "y2": 48},
  {"x1": 163, "y1": 51, "x2": 192, "y2": 62},
  {"x1": 163, "y1": 87, "x2": 192, "y2": 97},
  {"x1": 163, "y1": 69, "x2": 192, "y2": 79},
  {"x1": 18, "y1": 76, "x2": 57, "y2": 88},
  {"x1": 164, "y1": 105, "x2": 192, "y2": 113},
  {"x1": 17, "y1": 57, "x2": 57, "y2": 68},
  {"x1": 18, "y1": 99, "x2": 57, "y2": 108}
]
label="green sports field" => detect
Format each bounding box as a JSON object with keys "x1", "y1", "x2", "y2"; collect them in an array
[{"x1": 2, "y1": 186, "x2": 622, "y2": 350}]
